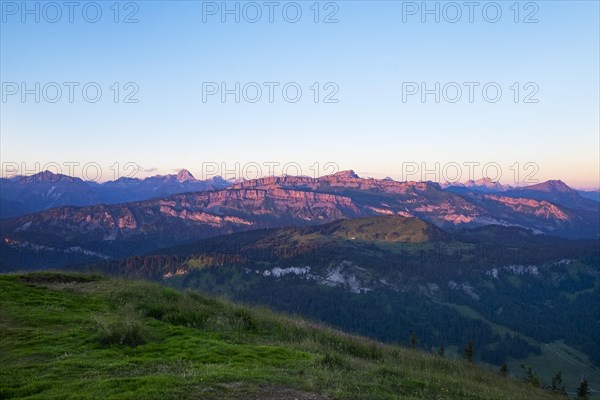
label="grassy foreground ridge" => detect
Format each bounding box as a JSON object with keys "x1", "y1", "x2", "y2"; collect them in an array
[{"x1": 0, "y1": 272, "x2": 564, "y2": 400}]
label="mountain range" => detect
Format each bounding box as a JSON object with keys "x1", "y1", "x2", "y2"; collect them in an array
[
  {"x1": 0, "y1": 169, "x2": 231, "y2": 219},
  {"x1": 1, "y1": 170, "x2": 598, "y2": 269}
]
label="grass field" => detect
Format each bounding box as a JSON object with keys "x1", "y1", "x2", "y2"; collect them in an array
[{"x1": 0, "y1": 272, "x2": 570, "y2": 399}]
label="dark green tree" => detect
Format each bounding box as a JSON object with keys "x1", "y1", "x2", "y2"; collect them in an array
[
  {"x1": 410, "y1": 333, "x2": 418, "y2": 349},
  {"x1": 464, "y1": 340, "x2": 474, "y2": 363},
  {"x1": 521, "y1": 364, "x2": 540, "y2": 387},
  {"x1": 550, "y1": 371, "x2": 567, "y2": 395},
  {"x1": 577, "y1": 379, "x2": 590, "y2": 399},
  {"x1": 438, "y1": 345, "x2": 445, "y2": 357}
]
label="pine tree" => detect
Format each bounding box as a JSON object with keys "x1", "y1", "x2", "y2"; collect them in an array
[
  {"x1": 550, "y1": 371, "x2": 567, "y2": 395},
  {"x1": 464, "y1": 340, "x2": 474, "y2": 363},
  {"x1": 577, "y1": 379, "x2": 590, "y2": 399},
  {"x1": 521, "y1": 364, "x2": 540, "y2": 387},
  {"x1": 499, "y1": 363, "x2": 509, "y2": 377},
  {"x1": 410, "y1": 333, "x2": 418, "y2": 349}
]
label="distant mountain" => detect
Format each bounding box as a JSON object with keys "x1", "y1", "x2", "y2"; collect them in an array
[
  {"x1": 446, "y1": 178, "x2": 599, "y2": 217},
  {"x1": 502, "y1": 180, "x2": 600, "y2": 212},
  {"x1": 0, "y1": 169, "x2": 231, "y2": 218},
  {"x1": 0, "y1": 186, "x2": 363, "y2": 269},
  {"x1": 465, "y1": 178, "x2": 511, "y2": 192},
  {"x1": 0, "y1": 171, "x2": 104, "y2": 219},
  {"x1": 523, "y1": 180, "x2": 574, "y2": 193},
  {"x1": 98, "y1": 169, "x2": 231, "y2": 204},
  {"x1": 444, "y1": 178, "x2": 510, "y2": 194},
  {"x1": 578, "y1": 189, "x2": 600, "y2": 202},
  {"x1": 175, "y1": 168, "x2": 196, "y2": 182},
  {"x1": 228, "y1": 172, "x2": 596, "y2": 237}
]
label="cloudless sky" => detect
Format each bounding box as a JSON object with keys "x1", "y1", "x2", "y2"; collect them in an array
[{"x1": 1, "y1": 0, "x2": 599, "y2": 188}]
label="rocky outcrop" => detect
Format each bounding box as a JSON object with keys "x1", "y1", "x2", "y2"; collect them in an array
[
  {"x1": 485, "y1": 195, "x2": 570, "y2": 221},
  {"x1": 230, "y1": 171, "x2": 442, "y2": 195}
]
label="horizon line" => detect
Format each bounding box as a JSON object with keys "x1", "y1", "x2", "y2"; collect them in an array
[{"x1": 2, "y1": 168, "x2": 599, "y2": 192}]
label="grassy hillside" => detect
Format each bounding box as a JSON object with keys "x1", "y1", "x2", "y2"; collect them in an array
[
  {"x1": 0, "y1": 272, "x2": 566, "y2": 400},
  {"x1": 315, "y1": 215, "x2": 444, "y2": 243}
]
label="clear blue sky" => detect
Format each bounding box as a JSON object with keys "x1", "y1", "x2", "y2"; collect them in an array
[{"x1": 1, "y1": 1, "x2": 599, "y2": 188}]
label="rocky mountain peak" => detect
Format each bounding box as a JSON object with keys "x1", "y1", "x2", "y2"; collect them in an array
[
  {"x1": 20, "y1": 170, "x2": 74, "y2": 184},
  {"x1": 525, "y1": 180, "x2": 574, "y2": 193},
  {"x1": 176, "y1": 169, "x2": 196, "y2": 182},
  {"x1": 332, "y1": 170, "x2": 360, "y2": 179},
  {"x1": 466, "y1": 177, "x2": 503, "y2": 188}
]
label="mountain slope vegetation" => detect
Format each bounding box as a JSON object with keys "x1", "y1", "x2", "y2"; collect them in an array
[{"x1": 0, "y1": 272, "x2": 567, "y2": 400}]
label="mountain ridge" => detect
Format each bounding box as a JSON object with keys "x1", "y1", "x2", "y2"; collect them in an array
[
  {"x1": 2, "y1": 171, "x2": 598, "y2": 271},
  {"x1": 0, "y1": 169, "x2": 232, "y2": 218}
]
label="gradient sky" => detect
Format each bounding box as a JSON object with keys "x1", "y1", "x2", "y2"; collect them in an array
[{"x1": 1, "y1": 0, "x2": 599, "y2": 188}]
